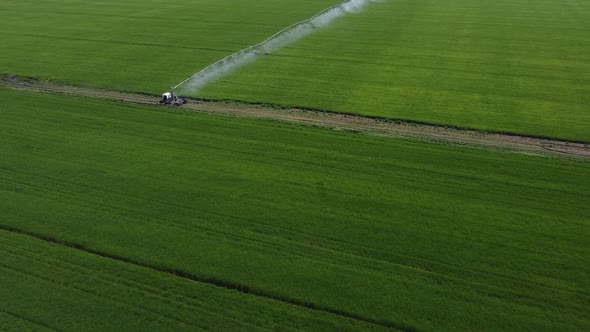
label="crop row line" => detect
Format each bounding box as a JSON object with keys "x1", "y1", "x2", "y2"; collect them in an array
[
  {"x1": 0, "y1": 243, "x2": 241, "y2": 328},
  {"x1": 0, "y1": 225, "x2": 419, "y2": 332},
  {"x1": 0, "y1": 259, "x2": 201, "y2": 330},
  {"x1": 2, "y1": 149, "x2": 586, "y2": 301},
  {"x1": 0, "y1": 309, "x2": 58, "y2": 332}
]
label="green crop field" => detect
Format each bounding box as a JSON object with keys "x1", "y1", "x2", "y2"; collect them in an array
[
  {"x1": 0, "y1": 0, "x2": 338, "y2": 92},
  {"x1": 199, "y1": 0, "x2": 590, "y2": 141},
  {"x1": 2, "y1": 0, "x2": 589, "y2": 139},
  {"x1": 2, "y1": 0, "x2": 590, "y2": 330},
  {"x1": 0, "y1": 230, "x2": 384, "y2": 331},
  {"x1": 1, "y1": 89, "x2": 589, "y2": 331}
]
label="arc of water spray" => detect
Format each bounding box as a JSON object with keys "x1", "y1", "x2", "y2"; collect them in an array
[{"x1": 174, "y1": 0, "x2": 379, "y2": 94}]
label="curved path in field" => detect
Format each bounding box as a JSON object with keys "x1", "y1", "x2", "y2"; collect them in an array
[{"x1": 2, "y1": 76, "x2": 589, "y2": 159}]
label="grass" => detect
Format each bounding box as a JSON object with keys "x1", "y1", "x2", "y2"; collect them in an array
[
  {"x1": 1, "y1": 88, "x2": 589, "y2": 331},
  {"x1": 198, "y1": 0, "x2": 590, "y2": 142},
  {"x1": 0, "y1": 0, "x2": 339, "y2": 93},
  {"x1": 0, "y1": 229, "x2": 381, "y2": 331},
  {"x1": 2, "y1": 0, "x2": 588, "y2": 139}
]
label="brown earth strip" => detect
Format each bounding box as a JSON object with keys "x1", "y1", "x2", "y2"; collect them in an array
[{"x1": 2, "y1": 75, "x2": 589, "y2": 159}]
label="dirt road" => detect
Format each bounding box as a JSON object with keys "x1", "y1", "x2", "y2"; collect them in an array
[{"x1": 2, "y1": 76, "x2": 589, "y2": 159}]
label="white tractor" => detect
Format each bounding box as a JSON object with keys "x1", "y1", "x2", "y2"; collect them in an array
[{"x1": 160, "y1": 87, "x2": 187, "y2": 107}]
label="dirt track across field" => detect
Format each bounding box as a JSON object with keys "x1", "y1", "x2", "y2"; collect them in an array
[{"x1": 3, "y1": 76, "x2": 589, "y2": 159}]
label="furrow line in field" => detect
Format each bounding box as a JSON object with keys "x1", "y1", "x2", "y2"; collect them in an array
[
  {"x1": 2, "y1": 168, "x2": 587, "y2": 302},
  {"x1": 0, "y1": 171, "x2": 565, "y2": 295},
  {"x1": 0, "y1": 225, "x2": 417, "y2": 332},
  {"x1": 0, "y1": 234, "x2": 294, "y2": 330},
  {"x1": 10, "y1": 165, "x2": 579, "y2": 292},
  {"x1": 0, "y1": 245, "x2": 258, "y2": 330},
  {"x1": 1, "y1": 195, "x2": 586, "y2": 319},
  {"x1": 0, "y1": 309, "x2": 58, "y2": 332},
  {"x1": 0, "y1": 261, "x2": 205, "y2": 330},
  {"x1": 0, "y1": 242, "x2": 208, "y2": 311}
]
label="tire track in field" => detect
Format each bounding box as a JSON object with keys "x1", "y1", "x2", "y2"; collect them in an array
[
  {"x1": 5, "y1": 156, "x2": 586, "y2": 303},
  {"x1": 0, "y1": 261, "x2": 202, "y2": 330},
  {"x1": 0, "y1": 236, "x2": 297, "y2": 331},
  {"x1": 0, "y1": 244, "x2": 239, "y2": 329},
  {"x1": 1, "y1": 76, "x2": 589, "y2": 159},
  {"x1": 0, "y1": 309, "x2": 58, "y2": 332},
  {"x1": 0, "y1": 225, "x2": 418, "y2": 332}
]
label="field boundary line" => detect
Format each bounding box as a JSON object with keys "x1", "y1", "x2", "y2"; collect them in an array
[
  {"x1": 0, "y1": 225, "x2": 417, "y2": 331},
  {"x1": 1, "y1": 75, "x2": 589, "y2": 159}
]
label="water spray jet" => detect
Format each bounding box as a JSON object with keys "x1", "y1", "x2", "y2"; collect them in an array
[{"x1": 163, "y1": 0, "x2": 380, "y2": 102}]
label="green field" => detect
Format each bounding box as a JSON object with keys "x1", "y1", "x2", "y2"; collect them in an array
[
  {"x1": 2, "y1": 0, "x2": 590, "y2": 330},
  {"x1": 0, "y1": 230, "x2": 386, "y2": 331},
  {"x1": 2, "y1": 0, "x2": 589, "y2": 139},
  {"x1": 1, "y1": 89, "x2": 589, "y2": 331},
  {"x1": 198, "y1": 0, "x2": 590, "y2": 141},
  {"x1": 0, "y1": 0, "x2": 338, "y2": 92}
]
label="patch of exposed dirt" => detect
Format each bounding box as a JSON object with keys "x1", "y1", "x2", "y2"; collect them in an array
[{"x1": 2, "y1": 75, "x2": 589, "y2": 159}]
